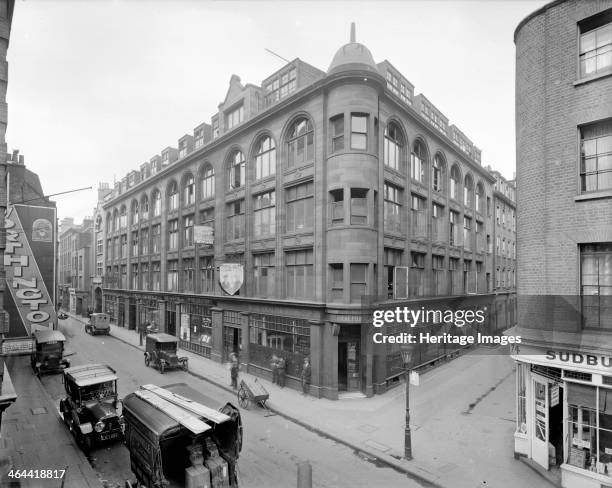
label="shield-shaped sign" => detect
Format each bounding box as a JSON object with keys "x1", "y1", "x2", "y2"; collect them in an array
[{"x1": 219, "y1": 263, "x2": 244, "y2": 295}]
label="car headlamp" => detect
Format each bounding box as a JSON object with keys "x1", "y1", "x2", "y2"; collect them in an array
[{"x1": 94, "y1": 420, "x2": 105, "y2": 433}]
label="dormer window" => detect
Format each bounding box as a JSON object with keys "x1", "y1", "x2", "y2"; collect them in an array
[
  {"x1": 195, "y1": 128, "x2": 204, "y2": 148},
  {"x1": 213, "y1": 120, "x2": 219, "y2": 139},
  {"x1": 161, "y1": 152, "x2": 169, "y2": 167},
  {"x1": 179, "y1": 140, "x2": 187, "y2": 159},
  {"x1": 226, "y1": 104, "x2": 244, "y2": 130},
  {"x1": 264, "y1": 68, "x2": 297, "y2": 106}
]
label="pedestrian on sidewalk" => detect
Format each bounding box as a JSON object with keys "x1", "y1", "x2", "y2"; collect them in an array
[
  {"x1": 230, "y1": 353, "x2": 239, "y2": 390},
  {"x1": 270, "y1": 354, "x2": 279, "y2": 384},
  {"x1": 277, "y1": 356, "x2": 286, "y2": 388},
  {"x1": 301, "y1": 357, "x2": 311, "y2": 396}
]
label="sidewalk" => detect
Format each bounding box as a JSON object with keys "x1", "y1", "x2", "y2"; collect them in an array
[
  {"x1": 0, "y1": 355, "x2": 102, "y2": 488},
  {"x1": 76, "y1": 314, "x2": 550, "y2": 488}
]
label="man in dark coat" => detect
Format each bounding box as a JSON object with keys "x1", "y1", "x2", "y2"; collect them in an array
[
  {"x1": 277, "y1": 356, "x2": 286, "y2": 388},
  {"x1": 270, "y1": 354, "x2": 279, "y2": 384},
  {"x1": 301, "y1": 358, "x2": 311, "y2": 396},
  {"x1": 230, "y1": 353, "x2": 239, "y2": 389}
]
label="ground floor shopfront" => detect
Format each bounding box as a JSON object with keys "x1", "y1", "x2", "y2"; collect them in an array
[
  {"x1": 102, "y1": 290, "x2": 511, "y2": 399},
  {"x1": 512, "y1": 343, "x2": 612, "y2": 488}
]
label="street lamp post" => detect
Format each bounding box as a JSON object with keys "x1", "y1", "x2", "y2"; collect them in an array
[{"x1": 400, "y1": 347, "x2": 413, "y2": 460}]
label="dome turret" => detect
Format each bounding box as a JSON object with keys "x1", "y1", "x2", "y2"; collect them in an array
[{"x1": 327, "y1": 23, "x2": 377, "y2": 75}]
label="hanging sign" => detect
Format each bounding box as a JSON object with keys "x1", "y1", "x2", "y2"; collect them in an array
[
  {"x1": 194, "y1": 225, "x2": 214, "y2": 245},
  {"x1": 550, "y1": 384, "x2": 560, "y2": 407}
]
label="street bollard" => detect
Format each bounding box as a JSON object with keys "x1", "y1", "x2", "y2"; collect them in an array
[{"x1": 297, "y1": 461, "x2": 312, "y2": 488}]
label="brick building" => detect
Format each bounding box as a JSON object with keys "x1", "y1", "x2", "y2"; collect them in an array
[
  {"x1": 58, "y1": 217, "x2": 93, "y2": 316},
  {"x1": 100, "y1": 26, "x2": 515, "y2": 399},
  {"x1": 511, "y1": 1, "x2": 612, "y2": 486}
]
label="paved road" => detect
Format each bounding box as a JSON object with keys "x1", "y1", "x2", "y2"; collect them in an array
[{"x1": 41, "y1": 316, "x2": 420, "y2": 488}]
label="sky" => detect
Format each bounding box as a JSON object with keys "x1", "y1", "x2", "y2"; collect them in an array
[{"x1": 6, "y1": 0, "x2": 549, "y2": 223}]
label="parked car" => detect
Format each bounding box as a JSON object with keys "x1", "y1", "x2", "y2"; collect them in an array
[
  {"x1": 30, "y1": 330, "x2": 71, "y2": 377},
  {"x1": 123, "y1": 383, "x2": 242, "y2": 488},
  {"x1": 57, "y1": 311, "x2": 68, "y2": 320},
  {"x1": 85, "y1": 312, "x2": 110, "y2": 335},
  {"x1": 59, "y1": 364, "x2": 124, "y2": 452},
  {"x1": 144, "y1": 333, "x2": 188, "y2": 374}
]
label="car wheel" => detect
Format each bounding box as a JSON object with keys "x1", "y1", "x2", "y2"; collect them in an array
[{"x1": 144, "y1": 356, "x2": 150, "y2": 367}]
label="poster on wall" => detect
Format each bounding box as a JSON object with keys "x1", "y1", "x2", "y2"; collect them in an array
[{"x1": 3, "y1": 204, "x2": 58, "y2": 337}]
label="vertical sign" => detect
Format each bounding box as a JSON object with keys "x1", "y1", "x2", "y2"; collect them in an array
[{"x1": 3, "y1": 205, "x2": 57, "y2": 337}]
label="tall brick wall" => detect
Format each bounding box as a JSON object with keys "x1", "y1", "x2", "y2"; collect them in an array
[{"x1": 516, "y1": 0, "x2": 612, "y2": 331}]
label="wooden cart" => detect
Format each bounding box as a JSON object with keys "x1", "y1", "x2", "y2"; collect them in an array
[{"x1": 237, "y1": 378, "x2": 274, "y2": 415}]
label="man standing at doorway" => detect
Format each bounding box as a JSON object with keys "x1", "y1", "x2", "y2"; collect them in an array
[{"x1": 230, "y1": 353, "x2": 239, "y2": 390}]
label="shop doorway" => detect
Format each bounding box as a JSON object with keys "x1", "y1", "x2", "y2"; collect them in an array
[
  {"x1": 128, "y1": 300, "x2": 136, "y2": 330},
  {"x1": 94, "y1": 288, "x2": 102, "y2": 313},
  {"x1": 223, "y1": 326, "x2": 241, "y2": 362},
  {"x1": 532, "y1": 377, "x2": 564, "y2": 471},
  {"x1": 166, "y1": 309, "x2": 176, "y2": 336},
  {"x1": 338, "y1": 340, "x2": 361, "y2": 392}
]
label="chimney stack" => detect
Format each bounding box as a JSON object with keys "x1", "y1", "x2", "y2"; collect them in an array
[{"x1": 350, "y1": 22, "x2": 356, "y2": 43}]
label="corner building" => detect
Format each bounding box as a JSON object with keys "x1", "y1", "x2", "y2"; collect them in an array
[
  {"x1": 102, "y1": 29, "x2": 512, "y2": 399},
  {"x1": 512, "y1": 1, "x2": 612, "y2": 486}
]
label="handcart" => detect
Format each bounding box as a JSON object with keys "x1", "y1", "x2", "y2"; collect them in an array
[{"x1": 237, "y1": 378, "x2": 275, "y2": 416}]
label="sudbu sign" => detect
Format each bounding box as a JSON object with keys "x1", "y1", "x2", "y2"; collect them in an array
[{"x1": 4, "y1": 205, "x2": 57, "y2": 336}]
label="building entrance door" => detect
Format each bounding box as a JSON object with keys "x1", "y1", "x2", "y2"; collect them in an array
[
  {"x1": 532, "y1": 378, "x2": 549, "y2": 470},
  {"x1": 166, "y1": 309, "x2": 176, "y2": 336},
  {"x1": 338, "y1": 341, "x2": 361, "y2": 392},
  {"x1": 223, "y1": 326, "x2": 241, "y2": 362}
]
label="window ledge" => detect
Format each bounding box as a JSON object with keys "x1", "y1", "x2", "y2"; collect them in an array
[
  {"x1": 574, "y1": 69, "x2": 612, "y2": 86},
  {"x1": 575, "y1": 189, "x2": 612, "y2": 202}
]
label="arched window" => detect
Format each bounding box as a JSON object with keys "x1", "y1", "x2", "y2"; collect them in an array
[
  {"x1": 120, "y1": 206, "x2": 127, "y2": 229},
  {"x1": 168, "y1": 181, "x2": 179, "y2": 211},
  {"x1": 152, "y1": 190, "x2": 161, "y2": 217},
  {"x1": 286, "y1": 118, "x2": 314, "y2": 167},
  {"x1": 112, "y1": 209, "x2": 119, "y2": 232},
  {"x1": 450, "y1": 165, "x2": 461, "y2": 201},
  {"x1": 95, "y1": 217, "x2": 102, "y2": 232},
  {"x1": 141, "y1": 195, "x2": 149, "y2": 220},
  {"x1": 475, "y1": 182, "x2": 485, "y2": 214},
  {"x1": 201, "y1": 164, "x2": 215, "y2": 200},
  {"x1": 464, "y1": 174, "x2": 474, "y2": 208},
  {"x1": 432, "y1": 154, "x2": 445, "y2": 192},
  {"x1": 255, "y1": 136, "x2": 276, "y2": 180},
  {"x1": 410, "y1": 140, "x2": 427, "y2": 183},
  {"x1": 131, "y1": 200, "x2": 139, "y2": 225},
  {"x1": 106, "y1": 214, "x2": 112, "y2": 235},
  {"x1": 183, "y1": 174, "x2": 195, "y2": 206},
  {"x1": 228, "y1": 150, "x2": 245, "y2": 189},
  {"x1": 384, "y1": 123, "x2": 404, "y2": 172}
]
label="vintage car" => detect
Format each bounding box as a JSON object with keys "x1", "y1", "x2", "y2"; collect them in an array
[
  {"x1": 59, "y1": 364, "x2": 124, "y2": 452},
  {"x1": 30, "y1": 330, "x2": 71, "y2": 377},
  {"x1": 123, "y1": 383, "x2": 242, "y2": 488},
  {"x1": 85, "y1": 312, "x2": 111, "y2": 335},
  {"x1": 57, "y1": 311, "x2": 68, "y2": 320},
  {"x1": 144, "y1": 333, "x2": 188, "y2": 374}
]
